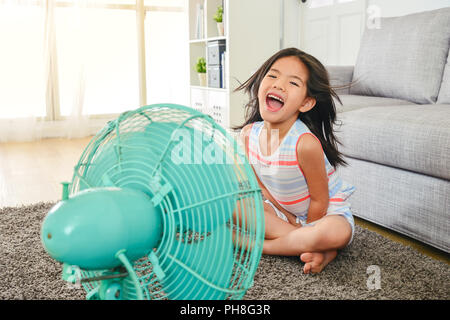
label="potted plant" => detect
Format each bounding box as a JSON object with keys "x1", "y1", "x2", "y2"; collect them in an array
[
  {"x1": 196, "y1": 57, "x2": 207, "y2": 86},
  {"x1": 213, "y1": 5, "x2": 224, "y2": 37}
]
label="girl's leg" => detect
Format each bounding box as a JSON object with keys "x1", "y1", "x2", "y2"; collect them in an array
[
  {"x1": 262, "y1": 201, "x2": 300, "y2": 239},
  {"x1": 232, "y1": 200, "x2": 300, "y2": 250},
  {"x1": 264, "y1": 215, "x2": 351, "y2": 273},
  {"x1": 233, "y1": 200, "x2": 299, "y2": 238},
  {"x1": 263, "y1": 215, "x2": 352, "y2": 256}
]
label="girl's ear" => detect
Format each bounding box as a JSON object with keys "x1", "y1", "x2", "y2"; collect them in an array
[{"x1": 299, "y1": 97, "x2": 316, "y2": 113}]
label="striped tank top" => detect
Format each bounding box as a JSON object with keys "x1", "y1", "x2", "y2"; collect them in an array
[{"x1": 248, "y1": 119, "x2": 355, "y2": 219}]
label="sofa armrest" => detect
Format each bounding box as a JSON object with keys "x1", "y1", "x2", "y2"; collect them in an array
[{"x1": 326, "y1": 66, "x2": 354, "y2": 95}]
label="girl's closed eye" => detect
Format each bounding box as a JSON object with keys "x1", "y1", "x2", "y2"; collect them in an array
[{"x1": 290, "y1": 81, "x2": 299, "y2": 87}]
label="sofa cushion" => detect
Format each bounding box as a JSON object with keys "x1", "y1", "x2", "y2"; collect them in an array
[
  {"x1": 336, "y1": 105, "x2": 450, "y2": 180},
  {"x1": 350, "y1": 7, "x2": 450, "y2": 104},
  {"x1": 437, "y1": 50, "x2": 450, "y2": 104},
  {"x1": 334, "y1": 94, "x2": 416, "y2": 113}
]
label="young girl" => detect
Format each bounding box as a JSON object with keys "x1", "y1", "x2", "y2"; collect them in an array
[{"x1": 237, "y1": 48, "x2": 355, "y2": 274}]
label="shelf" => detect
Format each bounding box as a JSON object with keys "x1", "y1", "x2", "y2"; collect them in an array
[
  {"x1": 206, "y1": 36, "x2": 227, "y2": 42},
  {"x1": 189, "y1": 38, "x2": 207, "y2": 43},
  {"x1": 189, "y1": 36, "x2": 227, "y2": 44},
  {"x1": 190, "y1": 85, "x2": 229, "y2": 93}
]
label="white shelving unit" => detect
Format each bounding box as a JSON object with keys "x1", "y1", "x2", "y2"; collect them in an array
[{"x1": 188, "y1": 0, "x2": 280, "y2": 130}]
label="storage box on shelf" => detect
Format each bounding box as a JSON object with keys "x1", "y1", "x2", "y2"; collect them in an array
[{"x1": 207, "y1": 39, "x2": 226, "y2": 89}]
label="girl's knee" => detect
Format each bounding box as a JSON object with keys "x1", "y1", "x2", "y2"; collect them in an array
[{"x1": 308, "y1": 216, "x2": 352, "y2": 250}]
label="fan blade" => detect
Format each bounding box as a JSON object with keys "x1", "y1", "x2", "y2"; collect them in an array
[
  {"x1": 165, "y1": 162, "x2": 238, "y2": 233},
  {"x1": 161, "y1": 224, "x2": 235, "y2": 300},
  {"x1": 80, "y1": 122, "x2": 239, "y2": 233},
  {"x1": 154, "y1": 123, "x2": 238, "y2": 233}
]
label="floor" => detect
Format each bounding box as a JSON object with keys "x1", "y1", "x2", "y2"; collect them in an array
[
  {"x1": 0, "y1": 137, "x2": 448, "y2": 265},
  {"x1": 0, "y1": 137, "x2": 92, "y2": 207}
]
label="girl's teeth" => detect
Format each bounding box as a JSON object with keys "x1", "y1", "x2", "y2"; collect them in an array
[{"x1": 268, "y1": 95, "x2": 284, "y2": 103}]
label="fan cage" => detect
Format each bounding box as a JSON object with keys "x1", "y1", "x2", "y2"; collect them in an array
[{"x1": 68, "y1": 104, "x2": 264, "y2": 300}]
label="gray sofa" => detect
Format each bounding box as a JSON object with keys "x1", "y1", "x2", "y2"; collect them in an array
[{"x1": 328, "y1": 7, "x2": 450, "y2": 253}]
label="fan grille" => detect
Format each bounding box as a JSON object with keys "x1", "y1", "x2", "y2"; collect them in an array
[{"x1": 69, "y1": 104, "x2": 264, "y2": 300}]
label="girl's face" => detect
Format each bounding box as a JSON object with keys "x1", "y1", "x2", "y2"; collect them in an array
[{"x1": 257, "y1": 56, "x2": 316, "y2": 127}]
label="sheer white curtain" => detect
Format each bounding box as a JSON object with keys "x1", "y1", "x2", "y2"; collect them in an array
[
  {"x1": 57, "y1": 0, "x2": 144, "y2": 138},
  {"x1": 0, "y1": 0, "x2": 46, "y2": 142},
  {"x1": 56, "y1": 0, "x2": 103, "y2": 138}
]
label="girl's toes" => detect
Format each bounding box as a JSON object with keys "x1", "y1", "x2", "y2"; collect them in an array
[
  {"x1": 303, "y1": 262, "x2": 312, "y2": 274},
  {"x1": 300, "y1": 252, "x2": 313, "y2": 263},
  {"x1": 301, "y1": 252, "x2": 325, "y2": 274},
  {"x1": 310, "y1": 263, "x2": 324, "y2": 274}
]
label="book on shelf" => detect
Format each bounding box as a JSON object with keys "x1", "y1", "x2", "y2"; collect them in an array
[{"x1": 195, "y1": 3, "x2": 204, "y2": 39}]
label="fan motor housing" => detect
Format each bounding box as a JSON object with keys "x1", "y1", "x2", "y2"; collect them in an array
[{"x1": 41, "y1": 187, "x2": 163, "y2": 270}]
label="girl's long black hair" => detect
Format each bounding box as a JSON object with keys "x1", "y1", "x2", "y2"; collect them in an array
[{"x1": 234, "y1": 47, "x2": 347, "y2": 168}]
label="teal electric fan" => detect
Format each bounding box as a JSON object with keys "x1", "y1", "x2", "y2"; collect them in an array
[{"x1": 41, "y1": 104, "x2": 264, "y2": 300}]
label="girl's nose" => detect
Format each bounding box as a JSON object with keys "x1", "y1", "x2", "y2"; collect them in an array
[{"x1": 272, "y1": 82, "x2": 285, "y2": 92}]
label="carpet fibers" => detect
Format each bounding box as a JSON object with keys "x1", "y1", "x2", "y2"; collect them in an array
[{"x1": 0, "y1": 202, "x2": 448, "y2": 300}]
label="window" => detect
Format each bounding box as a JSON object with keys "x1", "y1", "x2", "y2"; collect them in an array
[
  {"x1": 309, "y1": 0, "x2": 334, "y2": 8},
  {"x1": 0, "y1": 4, "x2": 46, "y2": 118},
  {"x1": 0, "y1": 0, "x2": 188, "y2": 124}
]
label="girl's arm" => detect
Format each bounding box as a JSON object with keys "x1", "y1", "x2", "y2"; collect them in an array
[{"x1": 297, "y1": 134, "x2": 330, "y2": 224}]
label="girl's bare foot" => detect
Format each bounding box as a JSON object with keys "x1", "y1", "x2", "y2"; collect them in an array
[{"x1": 300, "y1": 250, "x2": 337, "y2": 274}]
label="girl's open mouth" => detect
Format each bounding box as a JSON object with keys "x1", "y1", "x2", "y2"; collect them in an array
[{"x1": 266, "y1": 93, "x2": 284, "y2": 112}]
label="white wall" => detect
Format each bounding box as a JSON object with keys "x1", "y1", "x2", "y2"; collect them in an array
[
  {"x1": 249, "y1": 0, "x2": 301, "y2": 51},
  {"x1": 368, "y1": 0, "x2": 449, "y2": 17},
  {"x1": 282, "y1": 0, "x2": 301, "y2": 48}
]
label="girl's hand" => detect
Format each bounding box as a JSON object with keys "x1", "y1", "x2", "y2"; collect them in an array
[{"x1": 285, "y1": 211, "x2": 302, "y2": 227}]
